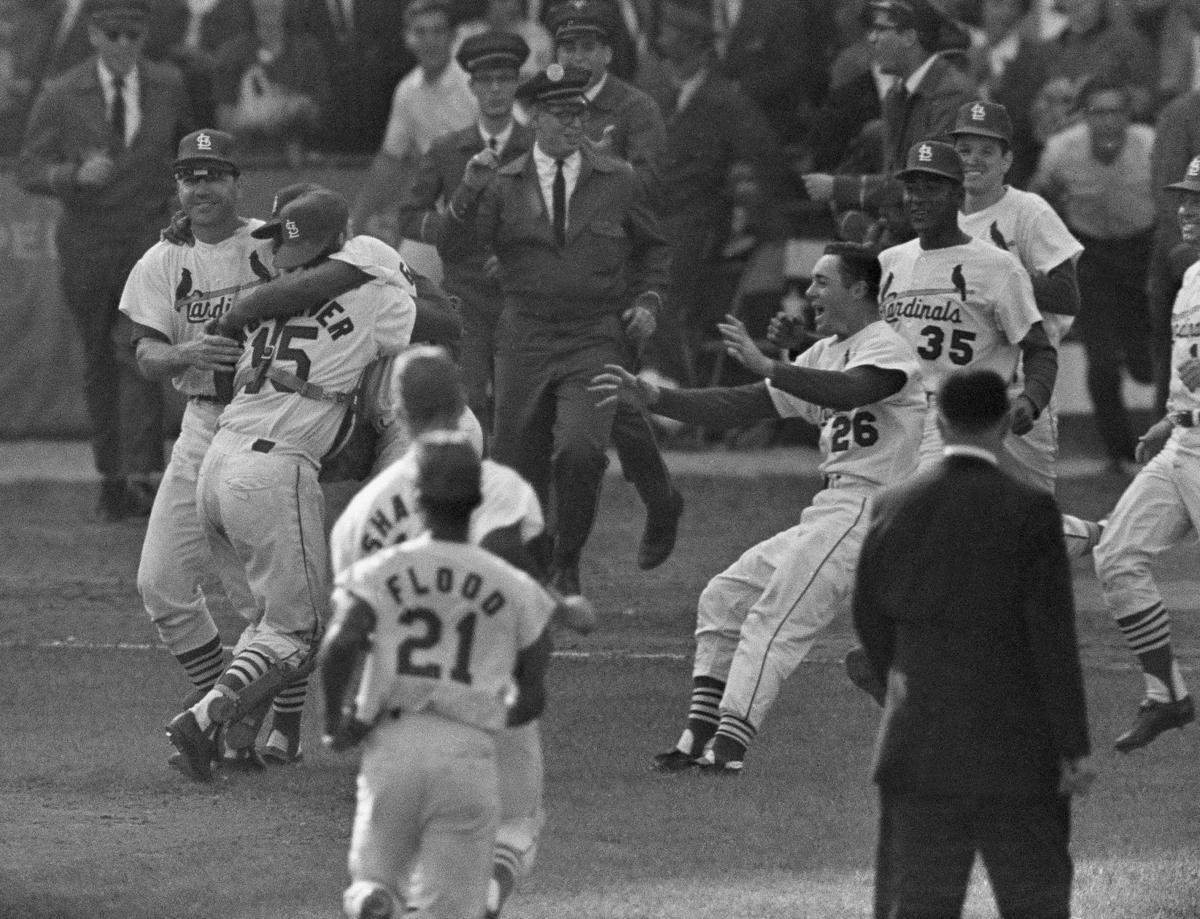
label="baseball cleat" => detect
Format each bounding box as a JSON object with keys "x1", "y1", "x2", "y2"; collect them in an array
[
  {"x1": 262, "y1": 729, "x2": 304, "y2": 765},
  {"x1": 165, "y1": 710, "x2": 218, "y2": 782},
  {"x1": 1114, "y1": 695, "x2": 1195, "y2": 753},
  {"x1": 844, "y1": 645, "x2": 886, "y2": 707},
  {"x1": 638, "y1": 489, "x2": 684, "y2": 570},
  {"x1": 554, "y1": 594, "x2": 597, "y2": 635},
  {"x1": 695, "y1": 749, "x2": 743, "y2": 775},
  {"x1": 651, "y1": 748, "x2": 701, "y2": 773}
]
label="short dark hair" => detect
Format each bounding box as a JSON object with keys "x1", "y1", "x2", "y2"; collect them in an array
[
  {"x1": 938, "y1": 369, "x2": 1010, "y2": 432},
  {"x1": 1078, "y1": 72, "x2": 1132, "y2": 110},
  {"x1": 404, "y1": 0, "x2": 452, "y2": 29},
  {"x1": 399, "y1": 347, "x2": 465, "y2": 428},
  {"x1": 824, "y1": 242, "x2": 882, "y2": 301}
]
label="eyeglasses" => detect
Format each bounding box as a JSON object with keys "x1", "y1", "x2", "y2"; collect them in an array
[
  {"x1": 102, "y1": 28, "x2": 146, "y2": 42},
  {"x1": 544, "y1": 108, "x2": 587, "y2": 126}
]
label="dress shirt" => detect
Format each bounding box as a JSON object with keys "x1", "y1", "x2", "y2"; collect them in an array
[
  {"x1": 480, "y1": 120, "x2": 514, "y2": 156},
  {"x1": 533, "y1": 144, "x2": 581, "y2": 228},
  {"x1": 903, "y1": 53, "x2": 939, "y2": 95},
  {"x1": 97, "y1": 59, "x2": 140, "y2": 148},
  {"x1": 584, "y1": 72, "x2": 608, "y2": 103},
  {"x1": 673, "y1": 68, "x2": 707, "y2": 114},
  {"x1": 942, "y1": 445, "x2": 999, "y2": 466}
]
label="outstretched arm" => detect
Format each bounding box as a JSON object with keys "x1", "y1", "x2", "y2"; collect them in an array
[
  {"x1": 215, "y1": 261, "x2": 373, "y2": 335},
  {"x1": 318, "y1": 589, "x2": 377, "y2": 751},
  {"x1": 590, "y1": 363, "x2": 779, "y2": 429}
]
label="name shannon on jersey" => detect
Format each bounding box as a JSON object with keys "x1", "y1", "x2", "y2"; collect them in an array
[{"x1": 359, "y1": 493, "x2": 415, "y2": 555}]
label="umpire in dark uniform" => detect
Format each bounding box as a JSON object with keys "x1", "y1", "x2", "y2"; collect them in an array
[
  {"x1": 398, "y1": 31, "x2": 534, "y2": 442},
  {"x1": 852, "y1": 368, "x2": 1093, "y2": 919},
  {"x1": 549, "y1": 0, "x2": 684, "y2": 570},
  {"x1": 441, "y1": 64, "x2": 672, "y2": 597},
  {"x1": 18, "y1": 0, "x2": 194, "y2": 520}
]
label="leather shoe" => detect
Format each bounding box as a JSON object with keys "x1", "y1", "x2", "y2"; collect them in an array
[
  {"x1": 844, "y1": 645, "x2": 885, "y2": 707},
  {"x1": 165, "y1": 710, "x2": 219, "y2": 782},
  {"x1": 1114, "y1": 696, "x2": 1194, "y2": 753},
  {"x1": 651, "y1": 748, "x2": 700, "y2": 773},
  {"x1": 638, "y1": 489, "x2": 683, "y2": 570}
]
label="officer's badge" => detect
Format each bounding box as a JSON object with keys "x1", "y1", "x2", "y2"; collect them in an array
[{"x1": 547, "y1": 63, "x2": 565, "y2": 81}]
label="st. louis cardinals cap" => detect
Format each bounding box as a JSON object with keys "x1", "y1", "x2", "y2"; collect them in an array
[
  {"x1": 456, "y1": 31, "x2": 530, "y2": 74},
  {"x1": 1165, "y1": 155, "x2": 1200, "y2": 193},
  {"x1": 253, "y1": 189, "x2": 348, "y2": 270},
  {"x1": 173, "y1": 129, "x2": 238, "y2": 176},
  {"x1": 895, "y1": 140, "x2": 964, "y2": 184},
  {"x1": 516, "y1": 63, "x2": 591, "y2": 107},
  {"x1": 415, "y1": 431, "x2": 483, "y2": 506},
  {"x1": 948, "y1": 100, "x2": 1013, "y2": 144},
  {"x1": 547, "y1": 0, "x2": 612, "y2": 43}
]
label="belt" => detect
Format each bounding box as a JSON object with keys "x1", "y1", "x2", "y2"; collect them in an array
[
  {"x1": 1171, "y1": 410, "x2": 1200, "y2": 428},
  {"x1": 190, "y1": 394, "x2": 228, "y2": 405}
]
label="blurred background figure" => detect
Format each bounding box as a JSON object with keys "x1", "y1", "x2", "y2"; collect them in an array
[
  {"x1": 1034, "y1": 73, "x2": 1156, "y2": 475},
  {"x1": 0, "y1": 0, "x2": 50, "y2": 155},
  {"x1": 453, "y1": 0, "x2": 553, "y2": 79},
  {"x1": 211, "y1": 0, "x2": 328, "y2": 164}
]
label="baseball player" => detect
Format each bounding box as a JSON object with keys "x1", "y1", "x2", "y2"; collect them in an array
[
  {"x1": 1092, "y1": 155, "x2": 1200, "y2": 753},
  {"x1": 330, "y1": 346, "x2": 592, "y2": 919},
  {"x1": 165, "y1": 188, "x2": 416, "y2": 781},
  {"x1": 592, "y1": 243, "x2": 926, "y2": 772},
  {"x1": 118, "y1": 128, "x2": 273, "y2": 760},
  {"x1": 320, "y1": 432, "x2": 554, "y2": 919}
]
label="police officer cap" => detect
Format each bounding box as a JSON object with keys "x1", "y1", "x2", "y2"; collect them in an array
[
  {"x1": 896, "y1": 140, "x2": 964, "y2": 184},
  {"x1": 173, "y1": 129, "x2": 239, "y2": 176},
  {"x1": 456, "y1": 31, "x2": 531, "y2": 74},
  {"x1": 516, "y1": 64, "x2": 591, "y2": 107},
  {"x1": 1166, "y1": 155, "x2": 1200, "y2": 194},
  {"x1": 252, "y1": 189, "x2": 348, "y2": 270},
  {"x1": 86, "y1": 0, "x2": 148, "y2": 25},
  {"x1": 416, "y1": 431, "x2": 483, "y2": 506},
  {"x1": 659, "y1": 1, "x2": 715, "y2": 43},
  {"x1": 949, "y1": 101, "x2": 1013, "y2": 144},
  {"x1": 547, "y1": 0, "x2": 611, "y2": 43}
]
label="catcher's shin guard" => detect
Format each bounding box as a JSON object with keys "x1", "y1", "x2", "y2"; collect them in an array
[{"x1": 208, "y1": 648, "x2": 319, "y2": 750}]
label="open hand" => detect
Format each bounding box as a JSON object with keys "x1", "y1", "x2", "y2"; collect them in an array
[
  {"x1": 589, "y1": 363, "x2": 657, "y2": 409},
  {"x1": 1009, "y1": 394, "x2": 1038, "y2": 436},
  {"x1": 717, "y1": 314, "x2": 773, "y2": 377},
  {"x1": 462, "y1": 147, "x2": 500, "y2": 191}
]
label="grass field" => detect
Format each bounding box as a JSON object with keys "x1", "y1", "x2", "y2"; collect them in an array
[{"x1": 2, "y1": 466, "x2": 1199, "y2": 919}]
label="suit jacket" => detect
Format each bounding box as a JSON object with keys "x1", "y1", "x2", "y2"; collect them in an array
[
  {"x1": 831, "y1": 54, "x2": 975, "y2": 211},
  {"x1": 398, "y1": 121, "x2": 534, "y2": 288},
  {"x1": 587, "y1": 73, "x2": 666, "y2": 195},
  {"x1": 852, "y1": 453, "x2": 1090, "y2": 798},
  {"x1": 18, "y1": 55, "x2": 193, "y2": 237},
  {"x1": 442, "y1": 147, "x2": 671, "y2": 320}
]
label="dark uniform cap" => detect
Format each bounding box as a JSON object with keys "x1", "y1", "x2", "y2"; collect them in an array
[
  {"x1": 1165, "y1": 155, "x2": 1200, "y2": 193},
  {"x1": 516, "y1": 63, "x2": 591, "y2": 107},
  {"x1": 252, "y1": 189, "x2": 349, "y2": 270},
  {"x1": 659, "y1": 1, "x2": 715, "y2": 42},
  {"x1": 173, "y1": 129, "x2": 238, "y2": 175},
  {"x1": 416, "y1": 431, "x2": 483, "y2": 505},
  {"x1": 456, "y1": 31, "x2": 530, "y2": 73},
  {"x1": 949, "y1": 101, "x2": 1013, "y2": 144},
  {"x1": 896, "y1": 140, "x2": 964, "y2": 184},
  {"x1": 86, "y1": 0, "x2": 148, "y2": 25},
  {"x1": 547, "y1": 0, "x2": 611, "y2": 42}
]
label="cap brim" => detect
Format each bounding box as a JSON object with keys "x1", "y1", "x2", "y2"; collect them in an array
[
  {"x1": 947, "y1": 127, "x2": 1009, "y2": 142},
  {"x1": 173, "y1": 156, "x2": 237, "y2": 172},
  {"x1": 250, "y1": 219, "x2": 282, "y2": 239},
  {"x1": 896, "y1": 166, "x2": 962, "y2": 183},
  {"x1": 1165, "y1": 180, "x2": 1200, "y2": 193},
  {"x1": 555, "y1": 24, "x2": 608, "y2": 39},
  {"x1": 272, "y1": 239, "x2": 326, "y2": 270}
]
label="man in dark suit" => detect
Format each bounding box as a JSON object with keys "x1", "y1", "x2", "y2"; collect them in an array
[
  {"x1": 852, "y1": 367, "x2": 1093, "y2": 919},
  {"x1": 398, "y1": 31, "x2": 533, "y2": 439},
  {"x1": 19, "y1": 0, "x2": 193, "y2": 519},
  {"x1": 440, "y1": 65, "x2": 672, "y2": 597}
]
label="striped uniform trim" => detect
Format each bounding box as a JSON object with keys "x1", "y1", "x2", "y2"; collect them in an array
[
  {"x1": 224, "y1": 647, "x2": 273, "y2": 691},
  {"x1": 686, "y1": 680, "x2": 724, "y2": 728},
  {"x1": 714, "y1": 712, "x2": 756, "y2": 749},
  {"x1": 178, "y1": 636, "x2": 224, "y2": 692},
  {"x1": 1116, "y1": 603, "x2": 1171, "y2": 655},
  {"x1": 272, "y1": 674, "x2": 309, "y2": 714},
  {"x1": 492, "y1": 843, "x2": 524, "y2": 877}
]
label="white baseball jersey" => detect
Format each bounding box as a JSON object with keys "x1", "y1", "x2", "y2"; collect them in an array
[
  {"x1": 336, "y1": 534, "x2": 553, "y2": 731},
  {"x1": 333, "y1": 234, "x2": 419, "y2": 297},
  {"x1": 878, "y1": 237, "x2": 1040, "y2": 395},
  {"x1": 218, "y1": 277, "x2": 416, "y2": 465},
  {"x1": 330, "y1": 452, "x2": 544, "y2": 575},
  {"x1": 766, "y1": 321, "x2": 926, "y2": 487},
  {"x1": 1169, "y1": 262, "x2": 1200, "y2": 416},
  {"x1": 959, "y1": 187, "x2": 1082, "y2": 346},
  {"x1": 118, "y1": 219, "x2": 274, "y2": 396}
]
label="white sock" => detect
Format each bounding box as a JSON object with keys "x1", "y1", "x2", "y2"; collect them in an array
[{"x1": 190, "y1": 689, "x2": 223, "y2": 731}]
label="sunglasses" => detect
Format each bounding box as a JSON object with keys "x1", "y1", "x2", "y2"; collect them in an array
[{"x1": 102, "y1": 27, "x2": 145, "y2": 42}]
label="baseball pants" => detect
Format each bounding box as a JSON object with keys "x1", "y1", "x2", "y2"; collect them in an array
[
  {"x1": 138, "y1": 400, "x2": 256, "y2": 654},
  {"x1": 350, "y1": 713, "x2": 499, "y2": 919},
  {"x1": 694, "y1": 484, "x2": 872, "y2": 729},
  {"x1": 196, "y1": 437, "x2": 329, "y2": 646},
  {"x1": 1094, "y1": 430, "x2": 1200, "y2": 618},
  {"x1": 494, "y1": 721, "x2": 545, "y2": 880}
]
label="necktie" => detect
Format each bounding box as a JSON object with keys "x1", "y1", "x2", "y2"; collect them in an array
[
  {"x1": 553, "y1": 159, "x2": 566, "y2": 247},
  {"x1": 488, "y1": 136, "x2": 498, "y2": 152},
  {"x1": 111, "y1": 74, "x2": 126, "y2": 151},
  {"x1": 882, "y1": 81, "x2": 908, "y2": 166}
]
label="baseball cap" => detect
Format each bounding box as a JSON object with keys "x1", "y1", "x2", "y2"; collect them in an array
[
  {"x1": 516, "y1": 63, "x2": 591, "y2": 107},
  {"x1": 415, "y1": 431, "x2": 483, "y2": 506},
  {"x1": 456, "y1": 31, "x2": 530, "y2": 74},
  {"x1": 547, "y1": 0, "x2": 611, "y2": 43},
  {"x1": 895, "y1": 140, "x2": 964, "y2": 184},
  {"x1": 252, "y1": 189, "x2": 349, "y2": 270},
  {"x1": 173, "y1": 129, "x2": 238, "y2": 176},
  {"x1": 1165, "y1": 155, "x2": 1200, "y2": 193},
  {"x1": 948, "y1": 101, "x2": 1013, "y2": 144},
  {"x1": 85, "y1": 0, "x2": 148, "y2": 26}
]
